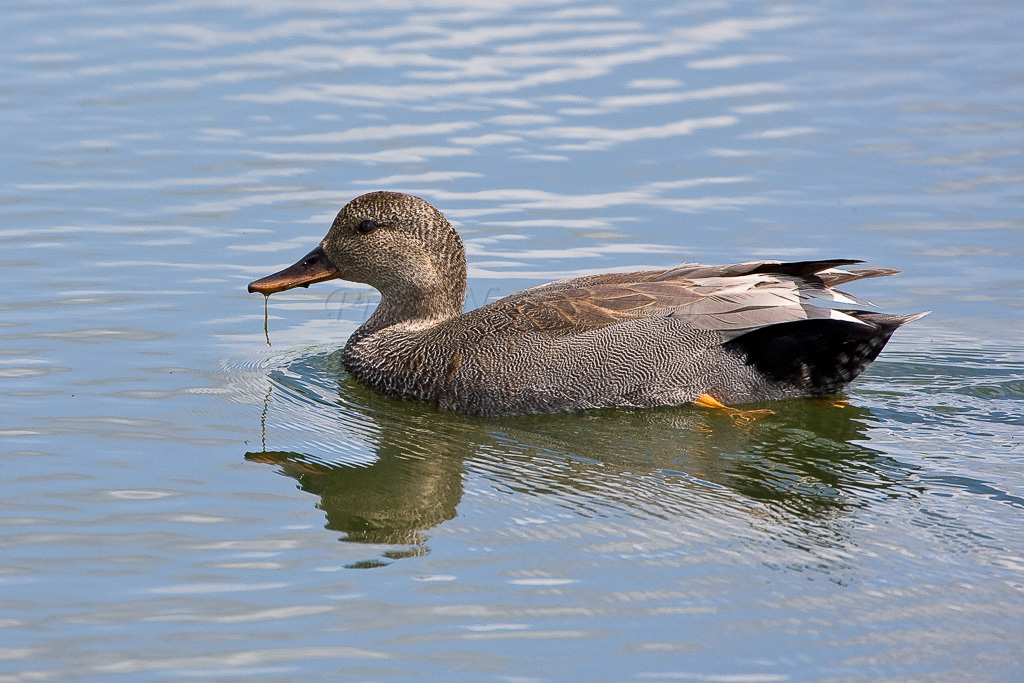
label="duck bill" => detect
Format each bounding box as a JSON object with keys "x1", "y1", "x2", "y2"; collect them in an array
[{"x1": 247, "y1": 245, "x2": 341, "y2": 295}]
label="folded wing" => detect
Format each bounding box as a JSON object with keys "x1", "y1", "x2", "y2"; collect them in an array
[{"x1": 509, "y1": 259, "x2": 902, "y2": 338}]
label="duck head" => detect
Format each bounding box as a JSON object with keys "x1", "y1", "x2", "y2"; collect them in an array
[{"x1": 248, "y1": 192, "x2": 468, "y2": 327}]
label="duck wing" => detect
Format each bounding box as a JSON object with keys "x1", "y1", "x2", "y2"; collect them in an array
[{"x1": 507, "y1": 259, "x2": 902, "y2": 338}]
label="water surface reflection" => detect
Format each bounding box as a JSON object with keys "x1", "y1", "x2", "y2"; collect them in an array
[{"x1": 246, "y1": 351, "x2": 921, "y2": 565}]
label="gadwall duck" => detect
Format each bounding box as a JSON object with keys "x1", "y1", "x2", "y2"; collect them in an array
[{"x1": 249, "y1": 191, "x2": 923, "y2": 417}]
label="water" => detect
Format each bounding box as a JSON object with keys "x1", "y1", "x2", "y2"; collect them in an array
[{"x1": 2, "y1": 0, "x2": 1023, "y2": 680}]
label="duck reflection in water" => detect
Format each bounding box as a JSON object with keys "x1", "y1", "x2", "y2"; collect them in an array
[{"x1": 246, "y1": 353, "x2": 920, "y2": 566}]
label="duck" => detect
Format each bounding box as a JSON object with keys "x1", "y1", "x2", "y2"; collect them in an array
[{"x1": 248, "y1": 191, "x2": 924, "y2": 417}]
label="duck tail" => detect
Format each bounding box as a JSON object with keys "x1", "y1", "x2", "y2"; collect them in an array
[
  {"x1": 723, "y1": 310, "x2": 927, "y2": 396},
  {"x1": 850, "y1": 310, "x2": 930, "y2": 328}
]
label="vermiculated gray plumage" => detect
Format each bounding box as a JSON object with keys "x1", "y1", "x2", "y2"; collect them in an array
[{"x1": 249, "y1": 192, "x2": 925, "y2": 417}]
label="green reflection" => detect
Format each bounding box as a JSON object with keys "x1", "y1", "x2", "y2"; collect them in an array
[
  {"x1": 246, "y1": 352, "x2": 921, "y2": 564},
  {"x1": 247, "y1": 372, "x2": 471, "y2": 559},
  {"x1": 248, "y1": 446, "x2": 463, "y2": 557}
]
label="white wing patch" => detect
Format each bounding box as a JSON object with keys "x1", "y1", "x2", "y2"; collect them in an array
[{"x1": 668, "y1": 273, "x2": 873, "y2": 339}]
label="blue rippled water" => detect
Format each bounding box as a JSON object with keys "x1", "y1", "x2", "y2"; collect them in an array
[{"x1": 2, "y1": 0, "x2": 1023, "y2": 681}]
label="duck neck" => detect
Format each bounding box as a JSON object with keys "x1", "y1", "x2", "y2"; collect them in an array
[{"x1": 348, "y1": 271, "x2": 466, "y2": 347}]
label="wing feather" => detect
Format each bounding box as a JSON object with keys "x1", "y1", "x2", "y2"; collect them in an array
[{"x1": 504, "y1": 259, "x2": 898, "y2": 335}]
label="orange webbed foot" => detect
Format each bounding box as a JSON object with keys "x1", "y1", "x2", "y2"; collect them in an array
[{"x1": 694, "y1": 394, "x2": 775, "y2": 422}]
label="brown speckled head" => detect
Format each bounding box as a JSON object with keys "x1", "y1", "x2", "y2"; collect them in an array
[{"x1": 321, "y1": 192, "x2": 468, "y2": 329}]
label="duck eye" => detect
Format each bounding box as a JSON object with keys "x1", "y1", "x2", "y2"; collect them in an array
[{"x1": 356, "y1": 219, "x2": 377, "y2": 234}]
